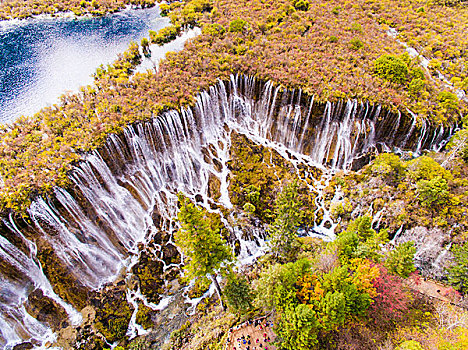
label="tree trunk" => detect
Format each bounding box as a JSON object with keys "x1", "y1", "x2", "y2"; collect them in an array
[{"x1": 211, "y1": 273, "x2": 226, "y2": 311}]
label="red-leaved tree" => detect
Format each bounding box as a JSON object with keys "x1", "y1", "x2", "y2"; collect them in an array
[{"x1": 368, "y1": 264, "x2": 411, "y2": 328}]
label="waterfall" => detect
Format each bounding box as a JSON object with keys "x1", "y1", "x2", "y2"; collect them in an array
[{"x1": 0, "y1": 75, "x2": 454, "y2": 348}]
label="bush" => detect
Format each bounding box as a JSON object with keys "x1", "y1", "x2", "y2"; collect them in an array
[
  {"x1": 369, "y1": 153, "x2": 406, "y2": 183},
  {"x1": 202, "y1": 23, "x2": 225, "y2": 36},
  {"x1": 229, "y1": 18, "x2": 248, "y2": 33},
  {"x1": 407, "y1": 156, "x2": 451, "y2": 182},
  {"x1": 408, "y1": 78, "x2": 425, "y2": 97},
  {"x1": 150, "y1": 25, "x2": 180, "y2": 45},
  {"x1": 373, "y1": 54, "x2": 409, "y2": 84},
  {"x1": 292, "y1": 0, "x2": 310, "y2": 11},
  {"x1": 349, "y1": 38, "x2": 364, "y2": 50},
  {"x1": 438, "y1": 90, "x2": 459, "y2": 111},
  {"x1": 397, "y1": 340, "x2": 424, "y2": 350},
  {"x1": 416, "y1": 176, "x2": 450, "y2": 207},
  {"x1": 159, "y1": 3, "x2": 170, "y2": 16}
]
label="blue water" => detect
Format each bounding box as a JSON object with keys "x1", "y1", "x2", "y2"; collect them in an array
[{"x1": 0, "y1": 7, "x2": 169, "y2": 123}]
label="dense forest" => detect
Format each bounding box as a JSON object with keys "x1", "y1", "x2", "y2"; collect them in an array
[{"x1": 0, "y1": 0, "x2": 468, "y2": 349}]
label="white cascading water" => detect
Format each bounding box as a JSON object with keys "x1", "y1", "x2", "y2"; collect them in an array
[{"x1": 0, "y1": 74, "x2": 453, "y2": 348}]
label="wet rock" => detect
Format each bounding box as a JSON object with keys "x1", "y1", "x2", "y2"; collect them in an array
[
  {"x1": 136, "y1": 303, "x2": 157, "y2": 330},
  {"x1": 24, "y1": 289, "x2": 68, "y2": 332},
  {"x1": 12, "y1": 343, "x2": 34, "y2": 350},
  {"x1": 36, "y1": 241, "x2": 89, "y2": 310},
  {"x1": 90, "y1": 285, "x2": 133, "y2": 343},
  {"x1": 132, "y1": 251, "x2": 164, "y2": 303},
  {"x1": 162, "y1": 243, "x2": 181, "y2": 266},
  {"x1": 208, "y1": 173, "x2": 221, "y2": 201}
]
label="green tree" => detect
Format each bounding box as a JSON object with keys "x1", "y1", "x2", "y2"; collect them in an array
[
  {"x1": 335, "y1": 215, "x2": 388, "y2": 262},
  {"x1": 385, "y1": 241, "x2": 416, "y2": 278},
  {"x1": 223, "y1": 274, "x2": 254, "y2": 314},
  {"x1": 416, "y1": 176, "x2": 450, "y2": 207},
  {"x1": 277, "y1": 304, "x2": 319, "y2": 350},
  {"x1": 175, "y1": 194, "x2": 233, "y2": 309},
  {"x1": 254, "y1": 259, "x2": 311, "y2": 311},
  {"x1": 447, "y1": 241, "x2": 468, "y2": 293},
  {"x1": 268, "y1": 181, "x2": 304, "y2": 260}
]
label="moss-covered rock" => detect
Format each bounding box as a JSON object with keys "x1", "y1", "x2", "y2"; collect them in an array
[
  {"x1": 228, "y1": 132, "x2": 295, "y2": 222},
  {"x1": 136, "y1": 303, "x2": 156, "y2": 330},
  {"x1": 187, "y1": 276, "x2": 211, "y2": 299},
  {"x1": 36, "y1": 242, "x2": 89, "y2": 310},
  {"x1": 91, "y1": 285, "x2": 133, "y2": 343},
  {"x1": 132, "y1": 251, "x2": 164, "y2": 303}
]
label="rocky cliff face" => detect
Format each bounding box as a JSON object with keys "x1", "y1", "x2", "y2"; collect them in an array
[{"x1": 0, "y1": 75, "x2": 454, "y2": 348}]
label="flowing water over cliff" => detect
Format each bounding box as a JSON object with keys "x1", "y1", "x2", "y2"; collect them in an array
[{"x1": 0, "y1": 75, "x2": 453, "y2": 348}]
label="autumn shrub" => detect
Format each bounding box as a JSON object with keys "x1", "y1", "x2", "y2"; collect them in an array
[
  {"x1": 438, "y1": 90, "x2": 460, "y2": 112},
  {"x1": 406, "y1": 156, "x2": 452, "y2": 182},
  {"x1": 332, "y1": 6, "x2": 341, "y2": 15},
  {"x1": 408, "y1": 78, "x2": 426, "y2": 97},
  {"x1": 373, "y1": 54, "x2": 409, "y2": 84},
  {"x1": 202, "y1": 23, "x2": 226, "y2": 36},
  {"x1": 159, "y1": 3, "x2": 170, "y2": 16},
  {"x1": 368, "y1": 265, "x2": 411, "y2": 327},
  {"x1": 397, "y1": 340, "x2": 424, "y2": 350}
]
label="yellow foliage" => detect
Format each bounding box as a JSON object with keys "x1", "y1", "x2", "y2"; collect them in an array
[{"x1": 347, "y1": 258, "x2": 380, "y2": 298}]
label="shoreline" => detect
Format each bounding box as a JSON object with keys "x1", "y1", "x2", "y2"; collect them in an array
[{"x1": 0, "y1": 1, "x2": 156, "y2": 23}]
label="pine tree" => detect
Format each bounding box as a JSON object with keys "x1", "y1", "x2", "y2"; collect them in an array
[
  {"x1": 175, "y1": 194, "x2": 233, "y2": 309},
  {"x1": 385, "y1": 241, "x2": 416, "y2": 278},
  {"x1": 447, "y1": 241, "x2": 468, "y2": 293},
  {"x1": 223, "y1": 274, "x2": 254, "y2": 314},
  {"x1": 268, "y1": 181, "x2": 304, "y2": 260}
]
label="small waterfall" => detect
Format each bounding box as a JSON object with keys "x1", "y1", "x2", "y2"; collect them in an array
[{"x1": 0, "y1": 75, "x2": 455, "y2": 347}]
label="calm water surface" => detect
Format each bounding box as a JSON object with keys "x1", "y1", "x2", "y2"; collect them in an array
[{"x1": 0, "y1": 7, "x2": 169, "y2": 123}]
